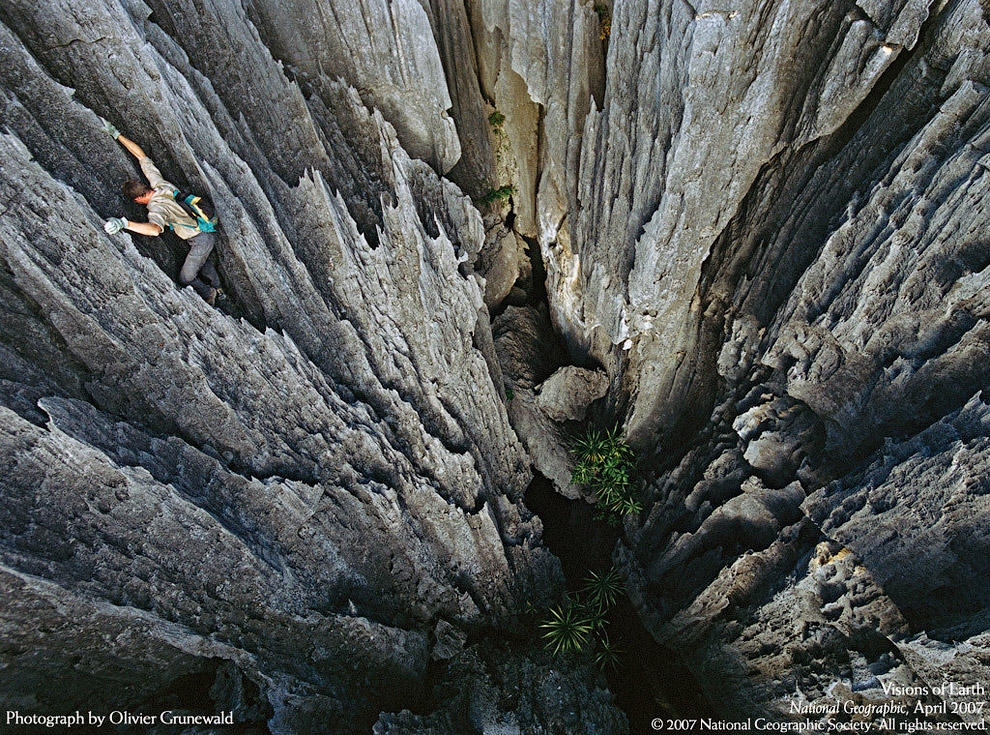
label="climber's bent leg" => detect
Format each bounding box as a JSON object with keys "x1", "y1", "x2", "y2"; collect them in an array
[{"x1": 179, "y1": 232, "x2": 217, "y2": 300}]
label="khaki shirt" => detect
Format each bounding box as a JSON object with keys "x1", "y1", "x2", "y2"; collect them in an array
[{"x1": 139, "y1": 157, "x2": 200, "y2": 240}]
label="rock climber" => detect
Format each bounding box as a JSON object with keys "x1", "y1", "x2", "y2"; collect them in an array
[{"x1": 100, "y1": 118, "x2": 222, "y2": 304}]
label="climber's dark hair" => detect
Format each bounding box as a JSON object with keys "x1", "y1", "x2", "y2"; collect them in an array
[{"x1": 122, "y1": 180, "x2": 151, "y2": 200}]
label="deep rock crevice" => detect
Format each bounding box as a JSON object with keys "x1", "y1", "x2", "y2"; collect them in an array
[{"x1": 2, "y1": 0, "x2": 990, "y2": 732}]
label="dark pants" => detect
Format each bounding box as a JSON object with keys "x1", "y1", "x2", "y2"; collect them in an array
[{"x1": 178, "y1": 232, "x2": 220, "y2": 300}]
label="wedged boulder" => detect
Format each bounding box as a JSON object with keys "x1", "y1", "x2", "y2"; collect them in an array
[
  {"x1": 493, "y1": 306, "x2": 587, "y2": 500},
  {"x1": 477, "y1": 225, "x2": 527, "y2": 309},
  {"x1": 535, "y1": 365, "x2": 609, "y2": 423}
]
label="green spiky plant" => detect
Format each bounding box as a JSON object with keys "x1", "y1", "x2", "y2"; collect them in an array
[
  {"x1": 570, "y1": 427, "x2": 610, "y2": 484},
  {"x1": 571, "y1": 425, "x2": 641, "y2": 517},
  {"x1": 582, "y1": 567, "x2": 624, "y2": 610},
  {"x1": 537, "y1": 571, "x2": 627, "y2": 664},
  {"x1": 571, "y1": 425, "x2": 633, "y2": 485},
  {"x1": 539, "y1": 603, "x2": 594, "y2": 654},
  {"x1": 615, "y1": 495, "x2": 643, "y2": 515},
  {"x1": 594, "y1": 633, "x2": 622, "y2": 671},
  {"x1": 592, "y1": 506, "x2": 622, "y2": 527},
  {"x1": 573, "y1": 597, "x2": 609, "y2": 632}
]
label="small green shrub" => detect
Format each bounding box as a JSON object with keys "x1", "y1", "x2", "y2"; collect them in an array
[
  {"x1": 539, "y1": 603, "x2": 594, "y2": 654},
  {"x1": 505, "y1": 386, "x2": 514, "y2": 402},
  {"x1": 481, "y1": 185, "x2": 516, "y2": 204},
  {"x1": 582, "y1": 567, "x2": 623, "y2": 610},
  {"x1": 594, "y1": 633, "x2": 622, "y2": 671},
  {"x1": 571, "y1": 424, "x2": 641, "y2": 517},
  {"x1": 488, "y1": 111, "x2": 506, "y2": 132}
]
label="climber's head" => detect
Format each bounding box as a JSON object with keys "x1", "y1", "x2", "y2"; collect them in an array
[{"x1": 122, "y1": 180, "x2": 153, "y2": 205}]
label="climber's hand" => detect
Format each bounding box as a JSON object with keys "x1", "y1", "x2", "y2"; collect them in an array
[
  {"x1": 100, "y1": 117, "x2": 121, "y2": 139},
  {"x1": 104, "y1": 217, "x2": 127, "y2": 235}
]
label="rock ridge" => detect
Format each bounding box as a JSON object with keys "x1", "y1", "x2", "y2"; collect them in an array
[{"x1": 2, "y1": 0, "x2": 990, "y2": 731}]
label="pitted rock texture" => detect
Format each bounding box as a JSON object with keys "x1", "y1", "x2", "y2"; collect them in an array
[
  {"x1": 0, "y1": 0, "x2": 585, "y2": 731},
  {"x1": 4, "y1": 0, "x2": 990, "y2": 730},
  {"x1": 804, "y1": 394, "x2": 990, "y2": 634},
  {"x1": 373, "y1": 641, "x2": 628, "y2": 735},
  {"x1": 602, "y1": 0, "x2": 990, "y2": 724}
]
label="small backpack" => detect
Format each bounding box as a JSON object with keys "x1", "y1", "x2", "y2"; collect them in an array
[{"x1": 171, "y1": 188, "x2": 218, "y2": 233}]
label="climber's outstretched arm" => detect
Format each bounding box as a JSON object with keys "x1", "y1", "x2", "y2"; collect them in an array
[
  {"x1": 123, "y1": 219, "x2": 163, "y2": 236},
  {"x1": 104, "y1": 217, "x2": 163, "y2": 237},
  {"x1": 100, "y1": 117, "x2": 147, "y2": 159},
  {"x1": 116, "y1": 134, "x2": 147, "y2": 161}
]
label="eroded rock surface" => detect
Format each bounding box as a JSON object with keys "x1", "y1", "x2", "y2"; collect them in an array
[
  {"x1": 535, "y1": 365, "x2": 609, "y2": 424},
  {"x1": 493, "y1": 305, "x2": 578, "y2": 499},
  {"x1": 600, "y1": 0, "x2": 990, "y2": 725},
  {"x1": 373, "y1": 641, "x2": 627, "y2": 735},
  {"x1": 0, "y1": 0, "x2": 576, "y2": 731},
  {"x1": 3, "y1": 0, "x2": 990, "y2": 731}
]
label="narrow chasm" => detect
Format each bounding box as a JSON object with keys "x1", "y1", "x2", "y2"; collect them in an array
[
  {"x1": 484, "y1": 197, "x2": 715, "y2": 732},
  {"x1": 525, "y1": 473, "x2": 716, "y2": 735}
]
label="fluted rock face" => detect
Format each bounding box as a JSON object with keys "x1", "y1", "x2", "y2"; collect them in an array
[
  {"x1": 3, "y1": 0, "x2": 990, "y2": 730},
  {"x1": 0, "y1": 0, "x2": 571, "y2": 731},
  {"x1": 585, "y1": 0, "x2": 990, "y2": 722},
  {"x1": 570, "y1": 0, "x2": 965, "y2": 435},
  {"x1": 243, "y1": 0, "x2": 461, "y2": 174}
]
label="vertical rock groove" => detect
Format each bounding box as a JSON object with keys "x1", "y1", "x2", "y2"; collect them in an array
[{"x1": 1, "y1": 0, "x2": 989, "y2": 731}]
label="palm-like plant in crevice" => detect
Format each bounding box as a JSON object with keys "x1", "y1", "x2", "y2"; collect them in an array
[
  {"x1": 594, "y1": 632, "x2": 622, "y2": 671},
  {"x1": 539, "y1": 603, "x2": 594, "y2": 654},
  {"x1": 582, "y1": 567, "x2": 624, "y2": 610},
  {"x1": 570, "y1": 424, "x2": 641, "y2": 518},
  {"x1": 537, "y1": 567, "x2": 627, "y2": 671}
]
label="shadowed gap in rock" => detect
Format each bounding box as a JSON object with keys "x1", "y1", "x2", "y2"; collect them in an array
[{"x1": 524, "y1": 473, "x2": 716, "y2": 735}]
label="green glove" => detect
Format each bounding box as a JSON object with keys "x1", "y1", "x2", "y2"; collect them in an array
[
  {"x1": 104, "y1": 217, "x2": 127, "y2": 235},
  {"x1": 100, "y1": 117, "x2": 120, "y2": 139}
]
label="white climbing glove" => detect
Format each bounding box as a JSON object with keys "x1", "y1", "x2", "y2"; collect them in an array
[
  {"x1": 100, "y1": 117, "x2": 121, "y2": 139},
  {"x1": 104, "y1": 217, "x2": 127, "y2": 235}
]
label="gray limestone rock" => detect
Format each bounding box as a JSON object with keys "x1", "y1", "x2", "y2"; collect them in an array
[
  {"x1": 374, "y1": 641, "x2": 628, "y2": 735},
  {"x1": 565, "y1": 0, "x2": 955, "y2": 437},
  {"x1": 244, "y1": 0, "x2": 462, "y2": 174},
  {"x1": 470, "y1": 0, "x2": 604, "y2": 249},
  {"x1": 0, "y1": 0, "x2": 567, "y2": 730},
  {"x1": 493, "y1": 306, "x2": 583, "y2": 499},
  {"x1": 477, "y1": 224, "x2": 527, "y2": 309},
  {"x1": 429, "y1": 619, "x2": 468, "y2": 662},
  {"x1": 803, "y1": 393, "x2": 990, "y2": 632},
  {"x1": 4, "y1": 0, "x2": 990, "y2": 729},
  {"x1": 564, "y1": 0, "x2": 990, "y2": 723},
  {"x1": 535, "y1": 365, "x2": 609, "y2": 424}
]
